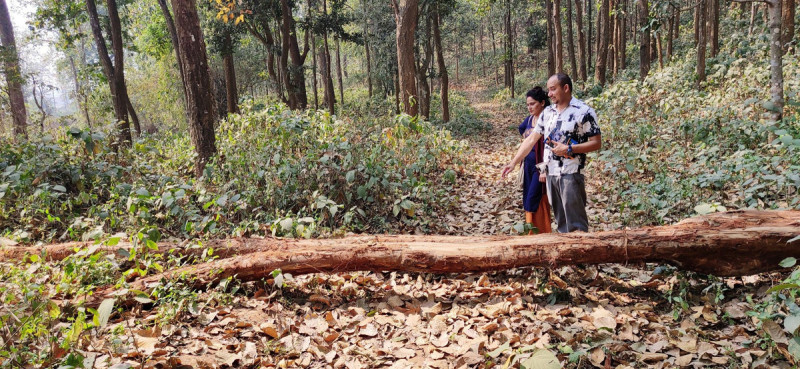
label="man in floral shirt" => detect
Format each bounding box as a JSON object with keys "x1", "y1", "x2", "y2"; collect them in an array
[{"x1": 502, "y1": 73, "x2": 602, "y2": 232}]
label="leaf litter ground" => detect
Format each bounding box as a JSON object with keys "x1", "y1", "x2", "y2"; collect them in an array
[{"x1": 38, "y1": 83, "x2": 794, "y2": 368}]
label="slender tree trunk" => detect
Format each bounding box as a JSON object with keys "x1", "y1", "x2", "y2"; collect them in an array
[
  {"x1": 619, "y1": 0, "x2": 627, "y2": 70},
  {"x1": 308, "y1": 0, "x2": 318, "y2": 109},
  {"x1": 335, "y1": 37, "x2": 344, "y2": 106},
  {"x1": 223, "y1": 41, "x2": 239, "y2": 114},
  {"x1": 416, "y1": 16, "x2": 432, "y2": 120},
  {"x1": 575, "y1": 0, "x2": 587, "y2": 81},
  {"x1": 157, "y1": 0, "x2": 189, "y2": 124},
  {"x1": 362, "y1": 0, "x2": 373, "y2": 98},
  {"x1": 595, "y1": 0, "x2": 611, "y2": 85},
  {"x1": 696, "y1": 0, "x2": 707, "y2": 87},
  {"x1": 667, "y1": 3, "x2": 675, "y2": 59},
  {"x1": 587, "y1": 0, "x2": 592, "y2": 73},
  {"x1": 280, "y1": 0, "x2": 309, "y2": 109},
  {"x1": 504, "y1": 0, "x2": 514, "y2": 92},
  {"x1": 546, "y1": 0, "x2": 556, "y2": 75},
  {"x1": 782, "y1": 0, "x2": 795, "y2": 53},
  {"x1": 432, "y1": 10, "x2": 449, "y2": 122},
  {"x1": 767, "y1": 0, "x2": 784, "y2": 139},
  {"x1": 611, "y1": 0, "x2": 618, "y2": 77},
  {"x1": 86, "y1": 0, "x2": 131, "y2": 147},
  {"x1": 170, "y1": 0, "x2": 217, "y2": 178},
  {"x1": 392, "y1": 0, "x2": 418, "y2": 116},
  {"x1": 710, "y1": 0, "x2": 719, "y2": 57},
  {"x1": 0, "y1": 0, "x2": 27, "y2": 140},
  {"x1": 694, "y1": 0, "x2": 700, "y2": 44},
  {"x1": 567, "y1": 0, "x2": 578, "y2": 78},
  {"x1": 749, "y1": 2, "x2": 757, "y2": 36},
  {"x1": 638, "y1": 0, "x2": 650, "y2": 80},
  {"x1": 656, "y1": 32, "x2": 663, "y2": 68},
  {"x1": 554, "y1": 0, "x2": 564, "y2": 73}
]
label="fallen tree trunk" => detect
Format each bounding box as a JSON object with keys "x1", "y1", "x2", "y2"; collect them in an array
[{"x1": 78, "y1": 210, "x2": 800, "y2": 302}]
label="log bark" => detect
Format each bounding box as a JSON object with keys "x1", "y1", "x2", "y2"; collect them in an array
[{"x1": 8, "y1": 211, "x2": 800, "y2": 301}]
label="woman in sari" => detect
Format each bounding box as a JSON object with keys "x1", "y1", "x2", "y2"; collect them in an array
[{"x1": 518, "y1": 87, "x2": 552, "y2": 234}]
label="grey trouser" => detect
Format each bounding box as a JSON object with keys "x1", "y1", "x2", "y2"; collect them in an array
[{"x1": 546, "y1": 173, "x2": 589, "y2": 233}]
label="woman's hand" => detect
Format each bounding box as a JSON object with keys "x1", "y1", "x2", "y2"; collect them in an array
[{"x1": 539, "y1": 173, "x2": 546, "y2": 183}]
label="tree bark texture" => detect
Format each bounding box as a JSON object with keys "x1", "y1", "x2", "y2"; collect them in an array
[
  {"x1": 362, "y1": 0, "x2": 373, "y2": 98},
  {"x1": 170, "y1": 0, "x2": 217, "y2": 178},
  {"x1": 223, "y1": 47, "x2": 239, "y2": 114},
  {"x1": 40, "y1": 210, "x2": 798, "y2": 305},
  {"x1": 574, "y1": 0, "x2": 588, "y2": 81},
  {"x1": 595, "y1": 0, "x2": 611, "y2": 85},
  {"x1": 432, "y1": 10, "x2": 449, "y2": 122},
  {"x1": 709, "y1": 0, "x2": 719, "y2": 57},
  {"x1": 554, "y1": 0, "x2": 564, "y2": 73},
  {"x1": 415, "y1": 16, "x2": 432, "y2": 120},
  {"x1": 0, "y1": 0, "x2": 27, "y2": 141},
  {"x1": 567, "y1": 0, "x2": 578, "y2": 78},
  {"x1": 86, "y1": 0, "x2": 131, "y2": 148},
  {"x1": 767, "y1": 0, "x2": 784, "y2": 128},
  {"x1": 335, "y1": 37, "x2": 344, "y2": 106},
  {"x1": 546, "y1": 0, "x2": 556, "y2": 76},
  {"x1": 696, "y1": 0, "x2": 707, "y2": 87},
  {"x1": 638, "y1": 0, "x2": 650, "y2": 80},
  {"x1": 392, "y1": 0, "x2": 418, "y2": 116},
  {"x1": 503, "y1": 0, "x2": 514, "y2": 93},
  {"x1": 781, "y1": 0, "x2": 795, "y2": 53},
  {"x1": 280, "y1": 0, "x2": 309, "y2": 110}
]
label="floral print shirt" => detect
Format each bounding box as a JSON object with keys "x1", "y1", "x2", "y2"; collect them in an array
[{"x1": 534, "y1": 97, "x2": 601, "y2": 176}]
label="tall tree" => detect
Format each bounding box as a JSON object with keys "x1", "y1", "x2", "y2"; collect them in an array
[
  {"x1": 781, "y1": 0, "x2": 795, "y2": 53},
  {"x1": 546, "y1": 0, "x2": 555, "y2": 75},
  {"x1": 554, "y1": 0, "x2": 564, "y2": 73},
  {"x1": 361, "y1": 0, "x2": 373, "y2": 97},
  {"x1": 335, "y1": 36, "x2": 344, "y2": 106},
  {"x1": 223, "y1": 33, "x2": 239, "y2": 114},
  {"x1": 503, "y1": 0, "x2": 514, "y2": 95},
  {"x1": 391, "y1": 0, "x2": 418, "y2": 116},
  {"x1": 574, "y1": 0, "x2": 587, "y2": 80},
  {"x1": 415, "y1": 13, "x2": 433, "y2": 120},
  {"x1": 595, "y1": 0, "x2": 611, "y2": 85},
  {"x1": 156, "y1": 0, "x2": 188, "y2": 118},
  {"x1": 280, "y1": 0, "x2": 310, "y2": 109},
  {"x1": 319, "y1": 0, "x2": 335, "y2": 114},
  {"x1": 432, "y1": 6, "x2": 449, "y2": 122},
  {"x1": 86, "y1": 0, "x2": 134, "y2": 146},
  {"x1": 567, "y1": 0, "x2": 578, "y2": 78},
  {"x1": 696, "y1": 0, "x2": 707, "y2": 86},
  {"x1": 709, "y1": 0, "x2": 719, "y2": 56},
  {"x1": 171, "y1": 0, "x2": 217, "y2": 177},
  {"x1": 0, "y1": 0, "x2": 27, "y2": 140},
  {"x1": 638, "y1": 0, "x2": 650, "y2": 80}
]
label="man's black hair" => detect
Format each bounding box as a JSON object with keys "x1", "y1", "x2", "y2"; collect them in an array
[
  {"x1": 525, "y1": 86, "x2": 551, "y2": 107},
  {"x1": 553, "y1": 73, "x2": 573, "y2": 92}
]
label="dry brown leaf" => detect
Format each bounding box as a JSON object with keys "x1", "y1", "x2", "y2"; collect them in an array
[
  {"x1": 589, "y1": 347, "x2": 606, "y2": 367},
  {"x1": 673, "y1": 334, "x2": 697, "y2": 353},
  {"x1": 393, "y1": 347, "x2": 416, "y2": 359},
  {"x1": 675, "y1": 353, "x2": 693, "y2": 366},
  {"x1": 359, "y1": 324, "x2": 379, "y2": 337},
  {"x1": 591, "y1": 307, "x2": 617, "y2": 330}
]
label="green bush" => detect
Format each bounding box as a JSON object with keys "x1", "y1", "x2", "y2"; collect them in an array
[{"x1": 0, "y1": 103, "x2": 468, "y2": 243}]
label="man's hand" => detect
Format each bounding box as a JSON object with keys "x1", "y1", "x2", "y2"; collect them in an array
[
  {"x1": 501, "y1": 163, "x2": 514, "y2": 179},
  {"x1": 551, "y1": 142, "x2": 569, "y2": 157}
]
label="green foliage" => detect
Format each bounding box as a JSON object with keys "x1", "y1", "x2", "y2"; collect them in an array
[
  {"x1": 0, "y1": 102, "x2": 467, "y2": 242},
  {"x1": 590, "y1": 46, "x2": 800, "y2": 226}
]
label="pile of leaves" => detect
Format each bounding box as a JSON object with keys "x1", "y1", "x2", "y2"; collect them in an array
[
  {"x1": 0, "y1": 103, "x2": 469, "y2": 243},
  {"x1": 3, "y1": 242, "x2": 800, "y2": 368}
]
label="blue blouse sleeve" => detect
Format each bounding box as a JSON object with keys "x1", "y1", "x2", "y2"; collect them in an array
[{"x1": 518, "y1": 116, "x2": 529, "y2": 136}]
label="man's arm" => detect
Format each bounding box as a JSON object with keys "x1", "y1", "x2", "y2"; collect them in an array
[
  {"x1": 551, "y1": 134, "x2": 602, "y2": 157},
  {"x1": 501, "y1": 131, "x2": 543, "y2": 178}
]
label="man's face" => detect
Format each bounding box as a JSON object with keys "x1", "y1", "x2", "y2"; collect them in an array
[{"x1": 547, "y1": 76, "x2": 570, "y2": 105}]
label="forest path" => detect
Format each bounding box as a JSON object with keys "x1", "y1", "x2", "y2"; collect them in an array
[
  {"x1": 441, "y1": 81, "x2": 614, "y2": 235},
  {"x1": 440, "y1": 82, "x2": 529, "y2": 235}
]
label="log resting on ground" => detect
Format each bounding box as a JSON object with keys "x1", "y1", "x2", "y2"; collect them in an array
[{"x1": 76, "y1": 210, "x2": 800, "y2": 301}]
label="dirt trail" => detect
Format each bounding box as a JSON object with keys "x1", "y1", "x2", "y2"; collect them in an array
[
  {"x1": 440, "y1": 82, "x2": 530, "y2": 235},
  {"x1": 442, "y1": 82, "x2": 614, "y2": 235}
]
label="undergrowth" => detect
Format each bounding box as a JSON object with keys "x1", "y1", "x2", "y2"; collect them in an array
[{"x1": 0, "y1": 103, "x2": 468, "y2": 243}]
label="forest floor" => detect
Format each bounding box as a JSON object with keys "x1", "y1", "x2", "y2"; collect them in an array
[{"x1": 40, "y1": 84, "x2": 790, "y2": 369}]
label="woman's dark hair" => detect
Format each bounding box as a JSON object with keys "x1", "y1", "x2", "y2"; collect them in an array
[{"x1": 526, "y1": 86, "x2": 550, "y2": 107}]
